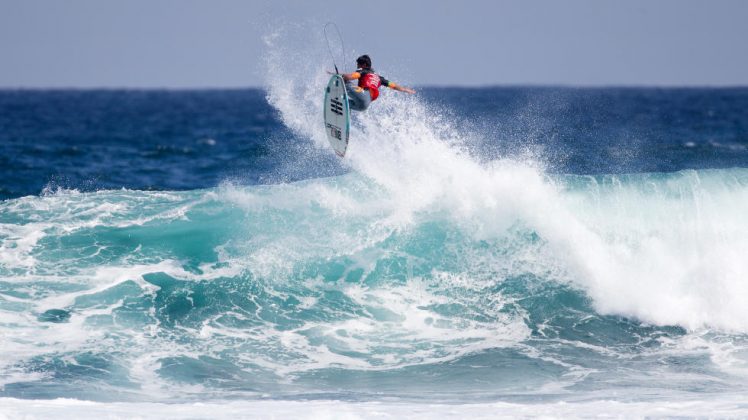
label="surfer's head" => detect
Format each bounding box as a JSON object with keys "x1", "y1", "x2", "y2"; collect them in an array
[{"x1": 356, "y1": 55, "x2": 372, "y2": 69}]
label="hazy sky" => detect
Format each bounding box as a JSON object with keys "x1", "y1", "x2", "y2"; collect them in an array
[{"x1": 1, "y1": 0, "x2": 747, "y2": 88}]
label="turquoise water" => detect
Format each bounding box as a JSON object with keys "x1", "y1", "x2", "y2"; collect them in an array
[{"x1": 2, "y1": 168, "x2": 748, "y2": 406}]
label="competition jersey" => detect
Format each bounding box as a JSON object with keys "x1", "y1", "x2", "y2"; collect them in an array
[{"x1": 350, "y1": 68, "x2": 394, "y2": 101}]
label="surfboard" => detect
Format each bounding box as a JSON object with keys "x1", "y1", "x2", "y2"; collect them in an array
[{"x1": 323, "y1": 74, "x2": 350, "y2": 157}]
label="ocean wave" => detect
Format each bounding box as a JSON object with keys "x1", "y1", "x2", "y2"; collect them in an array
[{"x1": 1, "y1": 166, "x2": 747, "y2": 400}]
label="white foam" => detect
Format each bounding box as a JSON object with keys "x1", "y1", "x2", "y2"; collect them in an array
[
  {"x1": 2, "y1": 396, "x2": 748, "y2": 419},
  {"x1": 553, "y1": 171, "x2": 748, "y2": 332}
]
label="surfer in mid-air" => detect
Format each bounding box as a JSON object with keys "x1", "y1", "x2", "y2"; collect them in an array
[{"x1": 333, "y1": 55, "x2": 415, "y2": 111}]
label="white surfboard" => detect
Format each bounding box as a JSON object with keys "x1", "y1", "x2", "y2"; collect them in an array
[{"x1": 323, "y1": 74, "x2": 350, "y2": 157}]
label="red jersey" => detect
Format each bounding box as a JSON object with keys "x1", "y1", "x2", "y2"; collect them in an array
[{"x1": 351, "y1": 68, "x2": 391, "y2": 101}]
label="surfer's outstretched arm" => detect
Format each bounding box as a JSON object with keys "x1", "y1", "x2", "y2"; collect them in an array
[
  {"x1": 379, "y1": 74, "x2": 415, "y2": 94},
  {"x1": 386, "y1": 82, "x2": 416, "y2": 94}
]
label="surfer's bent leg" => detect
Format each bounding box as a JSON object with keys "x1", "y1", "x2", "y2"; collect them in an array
[{"x1": 346, "y1": 82, "x2": 371, "y2": 111}]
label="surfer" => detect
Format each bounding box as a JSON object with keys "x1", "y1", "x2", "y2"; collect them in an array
[{"x1": 333, "y1": 55, "x2": 415, "y2": 111}]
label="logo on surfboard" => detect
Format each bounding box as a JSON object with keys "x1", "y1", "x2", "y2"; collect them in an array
[
  {"x1": 325, "y1": 123, "x2": 343, "y2": 140},
  {"x1": 330, "y1": 97, "x2": 344, "y2": 116}
]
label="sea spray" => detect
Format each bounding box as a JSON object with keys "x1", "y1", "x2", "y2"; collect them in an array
[{"x1": 262, "y1": 22, "x2": 748, "y2": 333}]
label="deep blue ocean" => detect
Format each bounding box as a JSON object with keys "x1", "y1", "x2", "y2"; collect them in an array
[
  {"x1": 1, "y1": 85, "x2": 748, "y2": 417},
  {"x1": 2, "y1": 88, "x2": 747, "y2": 200}
]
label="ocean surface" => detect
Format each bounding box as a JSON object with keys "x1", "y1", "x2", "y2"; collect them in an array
[{"x1": 2, "y1": 78, "x2": 748, "y2": 418}]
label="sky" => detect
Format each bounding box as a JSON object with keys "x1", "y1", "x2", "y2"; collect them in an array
[{"x1": 1, "y1": 0, "x2": 747, "y2": 88}]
